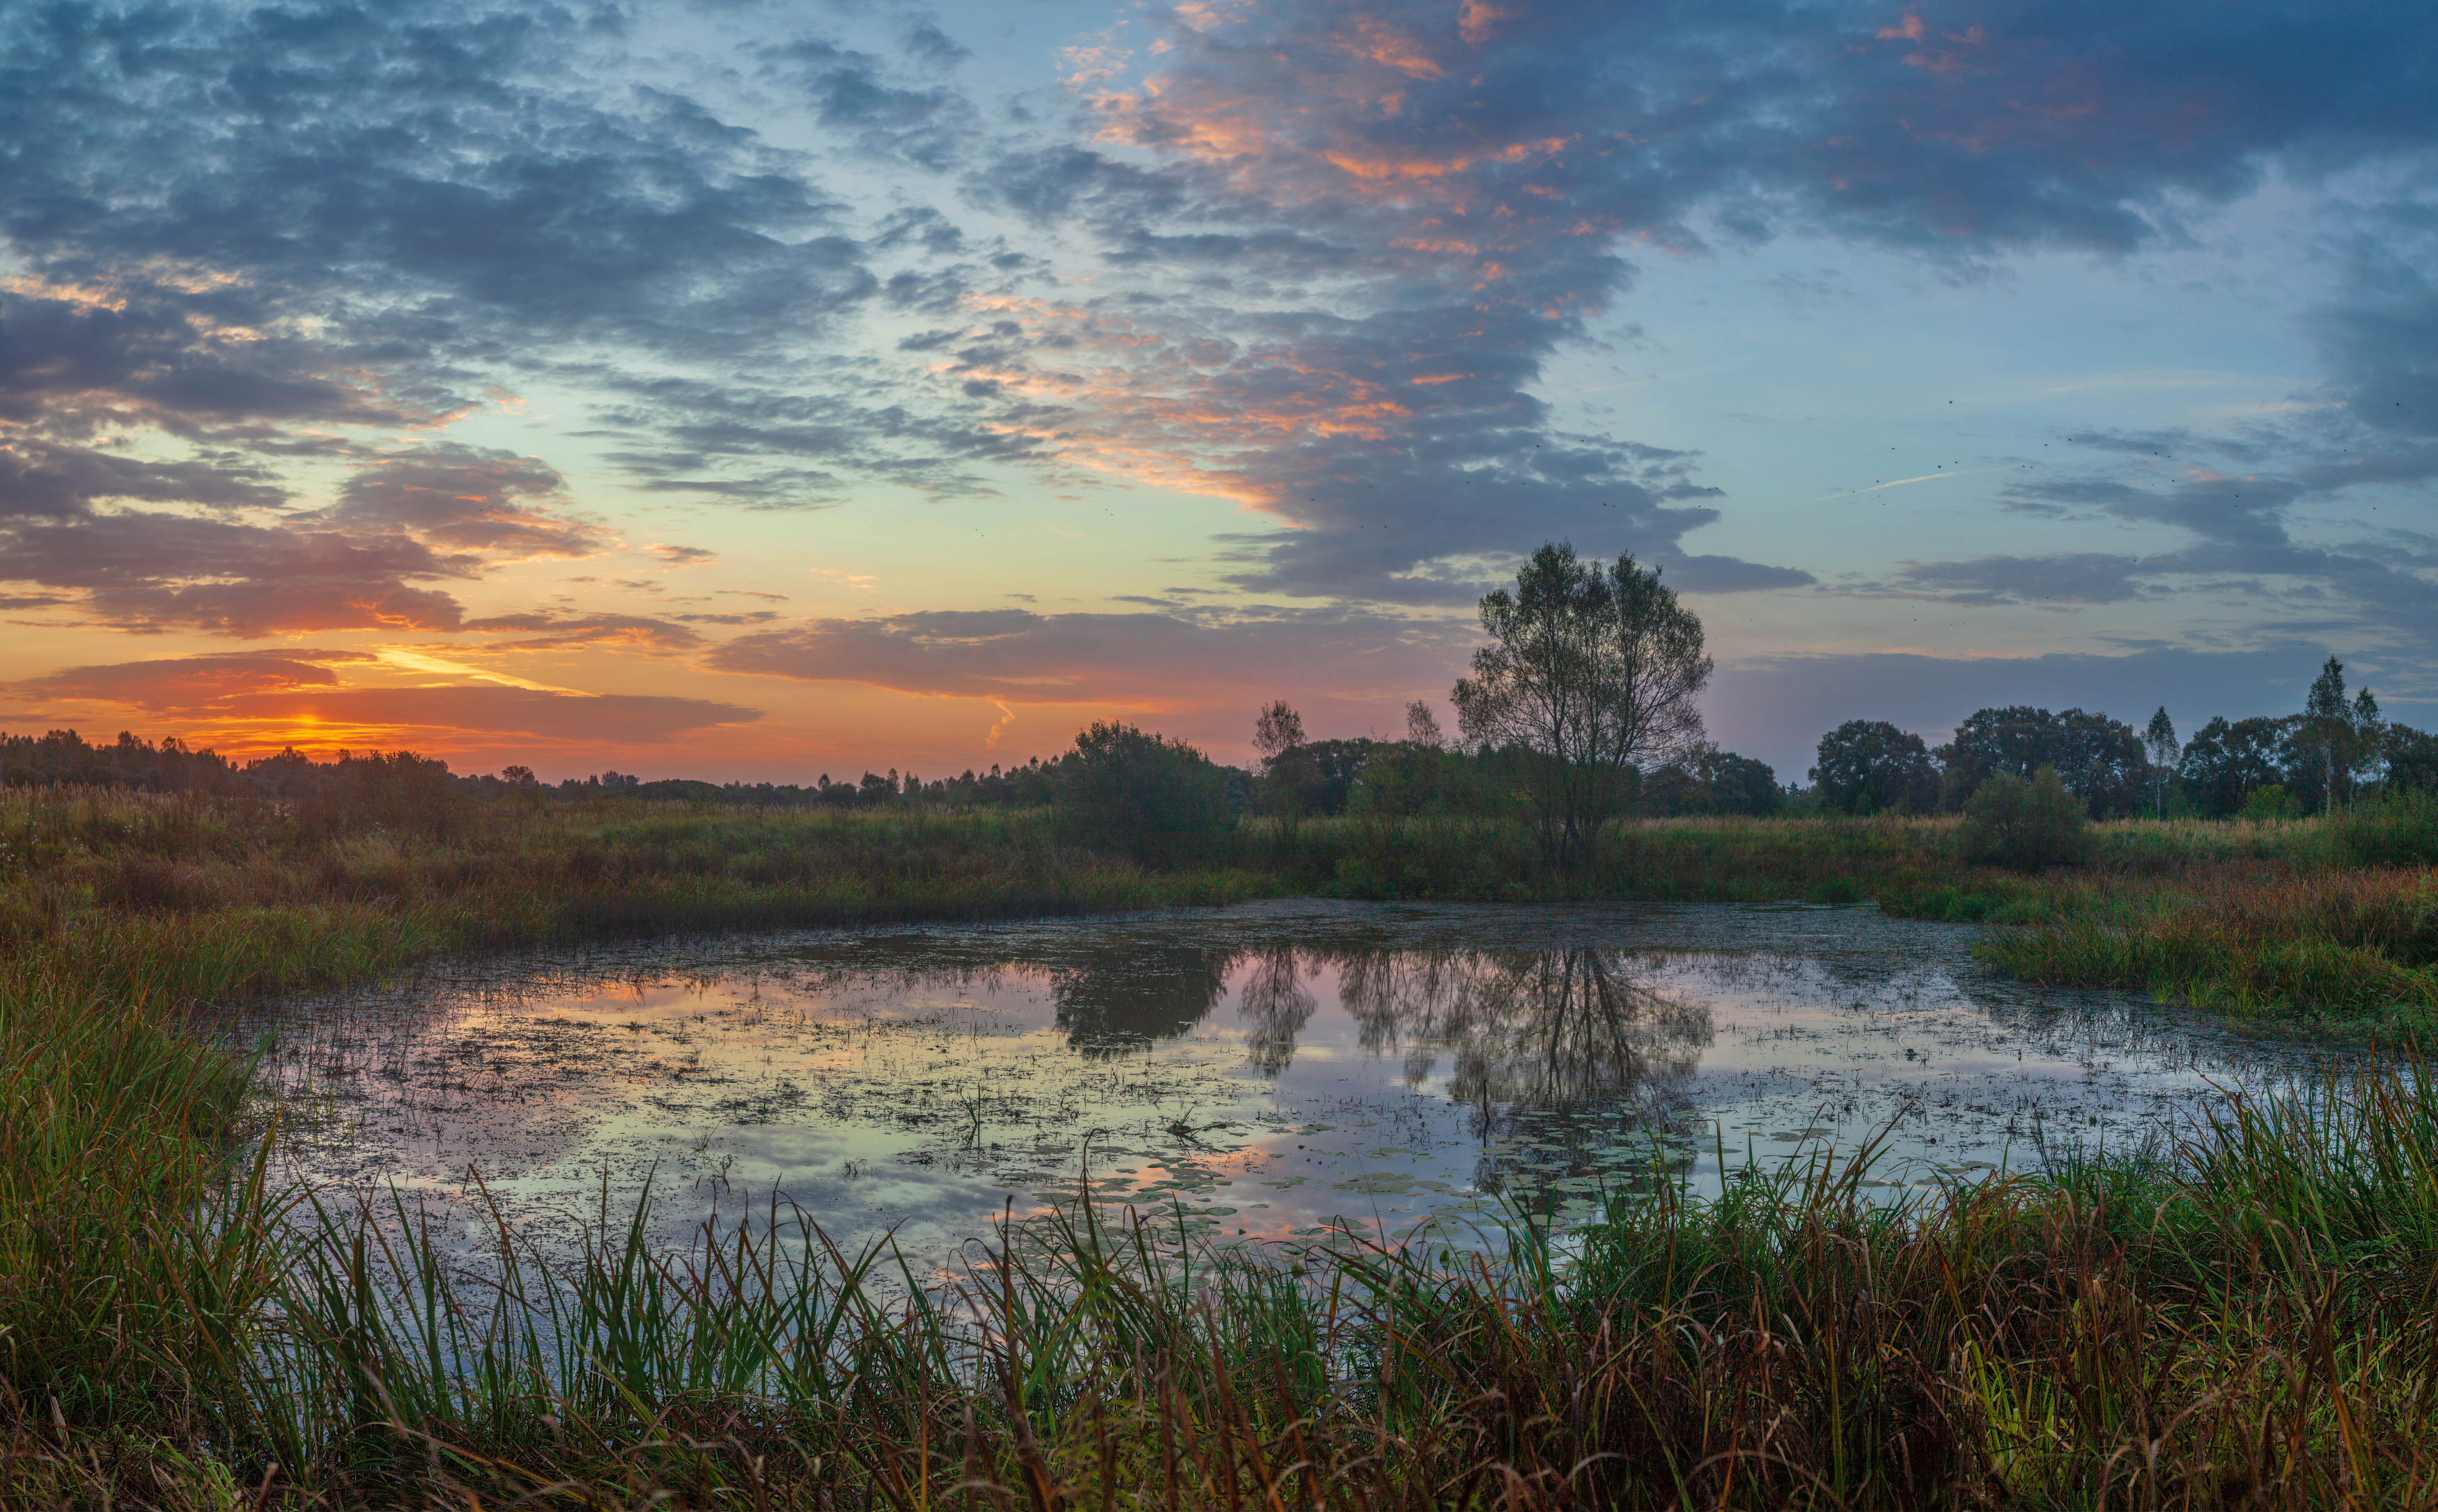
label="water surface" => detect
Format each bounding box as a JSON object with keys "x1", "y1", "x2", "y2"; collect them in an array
[{"x1": 246, "y1": 901, "x2": 2318, "y2": 1265}]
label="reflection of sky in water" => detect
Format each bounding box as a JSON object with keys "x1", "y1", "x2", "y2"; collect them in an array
[{"x1": 241, "y1": 901, "x2": 2325, "y2": 1267}]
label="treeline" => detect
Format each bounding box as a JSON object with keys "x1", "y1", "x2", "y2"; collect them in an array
[
  {"x1": 0, "y1": 723, "x2": 1785, "y2": 824},
  {"x1": 1804, "y1": 657, "x2": 2435, "y2": 819},
  {"x1": 0, "y1": 728, "x2": 1097, "y2": 814}
]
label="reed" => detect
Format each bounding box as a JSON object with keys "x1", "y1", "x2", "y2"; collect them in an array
[
  {"x1": 6, "y1": 784, "x2": 2438, "y2": 1506},
  {"x1": 1979, "y1": 864, "x2": 2438, "y2": 1024},
  {"x1": 11, "y1": 1056, "x2": 2438, "y2": 1508}
]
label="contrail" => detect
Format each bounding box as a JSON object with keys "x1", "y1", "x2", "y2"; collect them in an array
[{"x1": 1803, "y1": 465, "x2": 2014, "y2": 505}]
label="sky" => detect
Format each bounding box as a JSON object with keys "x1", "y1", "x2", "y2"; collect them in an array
[{"x1": 2, "y1": 0, "x2": 2435, "y2": 785}]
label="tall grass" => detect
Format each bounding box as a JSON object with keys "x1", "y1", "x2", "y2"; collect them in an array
[
  {"x1": 13, "y1": 1056, "x2": 2438, "y2": 1507},
  {"x1": 6, "y1": 784, "x2": 2438, "y2": 1504},
  {"x1": 1980, "y1": 865, "x2": 2438, "y2": 1023}
]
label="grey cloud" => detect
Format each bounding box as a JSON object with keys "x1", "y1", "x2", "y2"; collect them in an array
[
  {"x1": 903, "y1": 22, "x2": 969, "y2": 68},
  {"x1": 0, "y1": 438, "x2": 286, "y2": 520},
  {"x1": 327, "y1": 445, "x2": 604, "y2": 558},
  {"x1": 761, "y1": 38, "x2": 978, "y2": 170},
  {"x1": 8, "y1": 648, "x2": 376, "y2": 708},
  {"x1": 1897, "y1": 553, "x2": 2152, "y2": 606},
  {"x1": 8, "y1": 0, "x2": 2436, "y2": 644},
  {"x1": 12, "y1": 645, "x2": 765, "y2": 740},
  {"x1": 927, "y1": 0, "x2": 2438, "y2": 604},
  {"x1": 704, "y1": 607, "x2": 1473, "y2": 706},
  {"x1": 0, "y1": 291, "x2": 414, "y2": 438},
  {"x1": 0, "y1": 511, "x2": 474, "y2": 635},
  {"x1": 458, "y1": 611, "x2": 707, "y2": 651}
]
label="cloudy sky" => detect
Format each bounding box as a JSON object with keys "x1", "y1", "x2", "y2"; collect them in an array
[{"x1": 3, "y1": 0, "x2": 2433, "y2": 784}]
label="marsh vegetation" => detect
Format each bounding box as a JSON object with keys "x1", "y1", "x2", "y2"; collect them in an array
[{"x1": 1, "y1": 766, "x2": 2435, "y2": 1506}]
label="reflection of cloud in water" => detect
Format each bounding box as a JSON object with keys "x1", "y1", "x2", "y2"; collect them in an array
[{"x1": 234, "y1": 901, "x2": 2331, "y2": 1269}]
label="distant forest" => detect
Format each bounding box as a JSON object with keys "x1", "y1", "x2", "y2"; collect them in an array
[{"x1": 6, "y1": 653, "x2": 2432, "y2": 825}]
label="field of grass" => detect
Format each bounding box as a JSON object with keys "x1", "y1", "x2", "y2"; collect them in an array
[
  {"x1": 2, "y1": 784, "x2": 2435, "y2": 1506},
  {"x1": 13, "y1": 1048, "x2": 2438, "y2": 1508}
]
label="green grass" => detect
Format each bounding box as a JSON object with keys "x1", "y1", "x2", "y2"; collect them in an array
[
  {"x1": 4, "y1": 784, "x2": 2438, "y2": 1505},
  {"x1": 15, "y1": 1057, "x2": 2438, "y2": 1508}
]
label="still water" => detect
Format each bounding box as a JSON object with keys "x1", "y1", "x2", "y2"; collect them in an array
[{"x1": 244, "y1": 901, "x2": 2320, "y2": 1264}]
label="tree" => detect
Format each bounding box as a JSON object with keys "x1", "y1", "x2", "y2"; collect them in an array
[
  {"x1": 1250, "y1": 700, "x2": 1314, "y2": 836},
  {"x1": 1942, "y1": 706, "x2": 2145, "y2": 818},
  {"x1": 1452, "y1": 543, "x2": 1711, "y2": 867},
  {"x1": 1252, "y1": 701, "x2": 1305, "y2": 763},
  {"x1": 1811, "y1": 721, "x2": 1938, "y2": 814},
  {"x1": 2386, "y1": 724, "x2": 2438, "y2": 795},
  {"x1": 2177, "y1": 715, "x2": 2295, "y2": 817},
  {"x1": 2300, "y1": 657, "x2": 2352, "y2": 813},
  {"x1": 2352, "y1": 687, "x2": 2386, "y2": 795},
  {"x1": 1351, "y1": 708, "x2": 1458, "y2": 818},
  {"x1": 1959, "y1": 766, "x2": 2088, "y2": 869},
  {"x1": 1055, "y1": 721, "x2": 1234, "y2": 865},
  {"x1": 2143, "y1": 708, "x2": 2180, "y2": 819},
  {"x1": 2294, "y1": 656, "x2": 2384, "y2": 813},
  {"x1": 1643, "y1": 746, "x2": 1783, "y2": 817}
]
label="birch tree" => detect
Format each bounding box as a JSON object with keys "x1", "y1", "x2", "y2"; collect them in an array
[{"x1": 1452, "y1": 543, "x2": 1711, "y2": 868}]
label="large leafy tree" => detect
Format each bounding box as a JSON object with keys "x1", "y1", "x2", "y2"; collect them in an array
[
  {"x1": 2175, "y1": 715, "x2": 2295, "y2": 817},
  {"x1": 2386, "y1": 724, "x2": 2438, "y2": 795},
  {"x1": 1054, "y1": 721, "x2": 1234, "y2": 865},
  {"x1": 1452, "y1": 543, "x2": 1711, "y2": 868},
  {"x1": 1643, "y1": 746, "x2": 1784, "y2": 817},
  {"x1": 1942, "y1": 705, "x2": 2145, "y2": 818},
  {"x1": 1811, "y1": 720, "x2": 1938, "y2": 814}
]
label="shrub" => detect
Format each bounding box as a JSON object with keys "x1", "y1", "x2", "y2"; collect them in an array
[
  {"x1": 2240, "y1": 784, "x2": 2300, "y2": 822},
  {"x1": 1053, "y1": 721, "x2": 1236, "y2": 866},
  {"x1": 1959, "y1": 765, "x2": 2087, "y2": 869},
  {"x1": 2331, "y1": 787, "x2": 2438, "y2": 867}
]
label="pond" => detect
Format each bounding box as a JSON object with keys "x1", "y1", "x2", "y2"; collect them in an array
[{"x1": 240, "y1": 901, "x2": 2320, "y2": 1268}]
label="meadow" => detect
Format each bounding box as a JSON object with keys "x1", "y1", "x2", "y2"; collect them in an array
[{"x1": 2, "y1": 783, "x2": 2435, "y2": 1506}]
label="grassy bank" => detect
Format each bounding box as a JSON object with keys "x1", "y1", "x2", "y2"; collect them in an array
[
  {"x1": 1252, "y1": 807, "x2": 2437, "y2": 1029},
  {"x1": 13, "y1": 1055, "x2": 2438, "y2": 1508},
  {"x1": 3, "y1": 786, "x2": 2435, "y2": 1505}
]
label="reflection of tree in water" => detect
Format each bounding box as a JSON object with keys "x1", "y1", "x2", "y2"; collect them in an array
[
  {"x1": 1238, "y1": 949, "x2": 1317, "y2": 1076},
  {"x1": 1264, "y1": 946, "x2": 1714, "y2": 1197},
  {"x1": 1051, "y1": 944, "x2": 1239, "y2": 1054}
]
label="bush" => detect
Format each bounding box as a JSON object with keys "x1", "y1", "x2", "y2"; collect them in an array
[
  {"x1": 2331, "y1": 787, "x2": 2438, "y2": 867},
  {"x1": 2240, "y1": 784, "x2": 2300, "y2": 822},
  {"x1": 1959, "y1": 765, "x2": 2087, "y2": 870},
  {"x1": 1053, "y1": 721, "x2": 1236, "y2": 866}
]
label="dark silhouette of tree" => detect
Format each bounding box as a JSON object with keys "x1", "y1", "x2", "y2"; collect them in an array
[
  {"x1": 2385, "y1": 724, "x2": 2438, "y2": 795},
  {"x1": 1052, "y1": 942, "x2": 1236, "y2": 1055},
  {"x1": 1452, "y1": 543, "x2": 1710, "y2": 867},
  {"x1": 2292, "y1": 657, "x2": 2382, "y2": 813},
  {"x1": 2301, "y1": 657, "x2": 2352, "y2": 813},
  {"x1": 1641, "y1": 746, "x2": 1783, "y2": 816},
  {"x1": 1811, "y1": 721, "x2": 1937, "y2": 813},
  {"x1": 1237, "y1": 947, "x2": 1317, "y2": 1075},
  {"x1": 1251, "y1": 700, "x2": 1312, "y2": 836},
  {"x1": 1053, "y1": 720, "x2": 1234, "y2": 864},
  {"x1": 1959, "y1": 766, "x2": 2088, "y2": 868},
  {"x1": 2175, "y1": 715, "x2": 2295, "y2": 817},
  {"x1": 2143, "y1": 708, "x2": 2180, "y2": 819},
  {"x1": 1939, "y1": 706, "x2": 2145, "y2": 818}
]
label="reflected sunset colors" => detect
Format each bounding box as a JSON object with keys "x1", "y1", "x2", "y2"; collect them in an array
[{"x1": 247, "y1": 902, "x2": 2311, "y2": 1268}]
